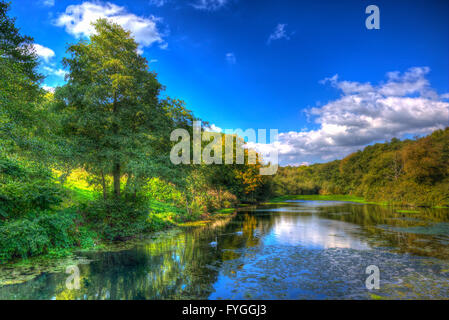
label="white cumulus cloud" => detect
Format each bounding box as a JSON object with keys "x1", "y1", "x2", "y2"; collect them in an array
[
  {"x1": 204, "y1": 124, "x2": 222, "y2": 133},
  {"x1": 55, "y1": 1, "x2": 167, "y2": 53},
  {"x1": 33, "y1": 44, "x2": 55, "y2": 62},
  {"x1": 249, "y1": 67, "x2": 449, "y2": 165},
  {"x1": 42, "y1": 85, "x2": 56, "y2": 93},
  {"x1": 43, "y1": 66, "x2": 68, "y2": 79}
]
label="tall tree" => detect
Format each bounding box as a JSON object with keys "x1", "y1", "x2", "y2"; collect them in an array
[
  {"x1": 0, "y1": 1, "x2": 40, "y2": 81},
  {"x1": 54, "y1": 19, "x2": 165, "y2": 198},
  {"x1": 0, "y1": 0, "x2": 43, "y2": 154}
]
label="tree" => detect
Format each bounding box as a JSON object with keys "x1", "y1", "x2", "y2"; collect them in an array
[
  {"x1": 0, "y1": 1, "x2": 41, "y2": 82},
  {"x1": 0, "y1": 0, "x2": 43, "y2": 155},
  {"x1": 54, "y1": 19, "x2": 165, "y2": 199}
]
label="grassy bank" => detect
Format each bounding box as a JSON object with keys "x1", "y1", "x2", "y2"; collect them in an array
[
  {"x1": 0, "y1": 193, "x2": 236, "y2": 266},
  {"x1": 0, "y1": 210, "x2": 237, "y2": 286},
  {"x1": 67, "y1": 179, "x2": 237, "y2": 246},
  {"x1": 264, "y1": 194, "x2": 448, "y2": 209},
  {"x1": 0, "y1": 168, "x2": 239, "y2": 265},
  {"x1": 65, "y1": 175, "x2": 238, "y2": 233},
  {"x1": 263, "y1": 194, "x2": 386, "y2": 205}
]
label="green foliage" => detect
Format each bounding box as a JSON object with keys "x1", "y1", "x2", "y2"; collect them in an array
[
  {"x1": 214, "y1": 208, "x2": 236, "y2": 214},
  {"x1": 0, "y1": 156, "x2": 96, "y2": 264},
  {"x1": 0, "y1": 217, "x2": 49, "y2": 262},
  {"x1": 145, "y1": 178, "x2": 185, "y2": 206},
  {"x1": 0, "y1": 209, "x2": 93, "y2": 263},
  {"x1": 0, "y1": 0, "x2": 49, "y2": 157},
  {"x1": 273, "y1": 128, "x2": 449, "y2": 207},
  {"x1": 67, "y1": 186, "x2": 96, "y2": 204},
  {"x1": 0, "y1": 11, "x2": 272, "y2": 265},
  {"x1": 270, "y1": 194, "x2": 369, "y2": 204},
  {"x1": 146, "y1": 200, "x2": 180, "y2": 231},
  {"x1": 81, "y1": 198, "x2": 149, "y2": 241},
  {"x1": 0, "y1": 155, "x2": 65, "y2": 220},
  {"x1": 146, "y1": 212, "x2": 176, "y2": 232},
  {"x1": 53, "y1": 19, "x2": 171, "y2": 200},
  {"x1": 0, "y1": 1, "x2": 41, "y2": 82}
]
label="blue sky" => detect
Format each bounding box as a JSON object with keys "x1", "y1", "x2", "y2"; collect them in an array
[{"x1": 9, "y1": 0, "x2": 449, "y2": 165}]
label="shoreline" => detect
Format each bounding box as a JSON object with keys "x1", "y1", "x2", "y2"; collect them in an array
[
  {"x1": 264, "y1": 194, "x2": 449, "y2": 209},
  {"x1": 0, "y1": 208, "x2": 238, "y2": 286}
]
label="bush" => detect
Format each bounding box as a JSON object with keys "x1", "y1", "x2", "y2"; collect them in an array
[
  {"x1": 189, "y1": 203, "x2": 205, "y2": 220},
  {"x1": 146, "y1": 212, "x2": 176, "y2": 232},
  {"x1": 204, "y1": 190, "x2": 238, "y2": 211},
  {"x1": 82, "y1": 198, "x2": 149, "y2": 241},
  {"x1": 144, "y1": 178, "x2": 185, "y2": 206},
  {"x1": 0, "y1": 156, "x2": 64, "y2": 220},
  {"x1": 0, "y1": 218, "x2": 49, "y2": 262},
  {"x1": 0, "y1": 209, "x2": 84, "y2": 263}
]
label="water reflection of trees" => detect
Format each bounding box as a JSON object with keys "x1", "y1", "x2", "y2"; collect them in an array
[
  {"x1": 0, "y1": 229, "x2": 218, "y2": 299},
  {"x1": 318, "y1": 204, "x2": 449, "y2": 259},
  {"x1": 0, "y1": 214, "x2": 271, "y2": 300},
  {"x1": 4, "y1": 203, "x2": 446, "y2": 299},
  {"x1": 70, "y1": 229, "x2": 229, "y2": 299}
]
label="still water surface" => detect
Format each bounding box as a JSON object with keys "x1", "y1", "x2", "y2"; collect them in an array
[{"x1": 1, "y1": 200, "x2": 449, "y2": 299}]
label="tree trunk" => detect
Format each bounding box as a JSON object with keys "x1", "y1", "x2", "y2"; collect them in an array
[
  {"x1": 125, "y1": 174, "x2": 132, "y2": 192},
  {"x1": 112, "y1": 92, "x2": 120, "y2": 198},
  {"x1": 113, "y1": 162, "x2": 121, "y2": 198},
  {"x1": 101, "y1": 171, "x2": 107, "y2": 200}
]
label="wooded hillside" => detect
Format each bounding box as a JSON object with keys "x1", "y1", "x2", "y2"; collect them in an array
[{"x1": 273, "y1": 128, "x2": 449, "y2": 207}]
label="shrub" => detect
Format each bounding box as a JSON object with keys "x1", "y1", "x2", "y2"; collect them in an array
[
  {"x1": 144, "y1": 178, "x2": 185, "y2": 206},
  {"x1": 82, "y1": 198, "x2": 149, "y2": 241},
  {"x1": 0, "y1": 156, "x2": 64, "y2": 220},
  {"x1": 146, "y1": 212, "x2": 176, "y2": 232},
  {"x1": 0, "y1": 218, "x2": 49, "y2": 262},
  {"x1": 0, "y1": 209, "x2": 83, "y2": 263},
  {"x1": 188, "y1": 198, "x2": 206, "y2": 220}
]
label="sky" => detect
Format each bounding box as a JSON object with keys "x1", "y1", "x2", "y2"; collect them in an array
[{"x1": 9, "y1": 0, "x2": 449, "y2": 165}]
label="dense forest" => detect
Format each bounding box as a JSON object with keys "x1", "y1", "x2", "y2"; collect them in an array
[
  {"x1": 0, "y1": 2, "x2": 270, "y2": 263},
  {"x1": 273, "y1": 128, "x2": 449, "y2": 207}
]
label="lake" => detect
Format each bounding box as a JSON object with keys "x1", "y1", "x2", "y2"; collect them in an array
[{"x1": 1, "y1": 200, "x2": 449, "y2": 299}]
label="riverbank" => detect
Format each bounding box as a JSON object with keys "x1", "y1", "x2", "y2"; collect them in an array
[
  {"x1": 0, "y1": 197, "x2": 238, "y2": 265},
  {"x1": 263, "y1": 194, "x2": 386, "y2": 205},
  {"x1": 0, "y1": 168, "x2": 242, "y2": 266},
  {"x1": 3, "y1": 199, "x2": 449, "y2": 299},
  {"x1": 264, "y1": 194, "x2": 449, "y2": 209},
  {"x1": 0, "y1": 207, "x2": 237, "y2": 286}
]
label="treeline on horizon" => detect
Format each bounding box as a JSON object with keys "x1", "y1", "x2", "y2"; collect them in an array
[
  {"x1": 0, "y1": 2, "x2": 270, "y2": 263},
  {"x1": 273, "y1": 128, "x2": 449, "y2": 207}
]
